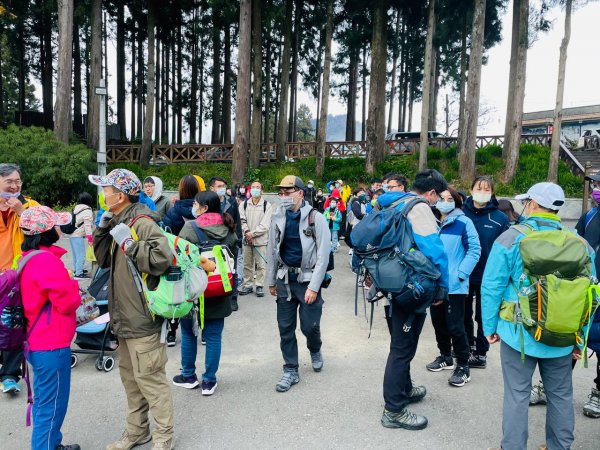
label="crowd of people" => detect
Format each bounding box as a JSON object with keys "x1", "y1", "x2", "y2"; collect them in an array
[{"x1": 1, "y1": 160, "x2": 600, "y2": 450}]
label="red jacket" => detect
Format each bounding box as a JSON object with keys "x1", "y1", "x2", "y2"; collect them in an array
[
  {"x1": 323, "y1": 189, "x2": 346, "y2": 212},
  {"x1": 20, "y1": 246, "x2": 81, "y2": 351}
]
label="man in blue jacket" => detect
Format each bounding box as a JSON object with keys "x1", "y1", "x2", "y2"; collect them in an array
[
  {"x1": 380, "y1": 170, "x2": 450, "y2": 431},
  {"x1": 482, "y1": 182, "x2": 593, "y2": 450}
]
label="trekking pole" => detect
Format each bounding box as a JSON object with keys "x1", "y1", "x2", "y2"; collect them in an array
[{"x1": 252, "y1": 246, "x2": 269, "y2": 264}]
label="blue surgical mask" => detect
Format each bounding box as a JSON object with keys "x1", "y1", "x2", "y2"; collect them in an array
[
  {"x1": 436, "y1": 201, "x2": 455, "y2": 215},
  {"x1": 280, "y1": 197, "x2": 295, "y2": 211},
  {"x1": 216, "y1": 188, "x2": 227, "y2": 197},
  {"x1": 251, "y1": 188, "x2": 261, "y2": 198},
  {"x1": 192, "y1": 208, "x2": 200, "y2": 218},
  {"x1": 382, "y1": 183, "x2": 389, "y2": 192}
]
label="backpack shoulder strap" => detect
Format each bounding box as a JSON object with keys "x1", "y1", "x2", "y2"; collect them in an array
[
  {"x1": 263, "y1": 200, "x2": 268, "y2": 213},
  {"x1": 129, "y1": 214, "x2": 156, "y2": 228},
  {"x1": 191, "y1": 221, "x2": 208, "y2": 244},
  {"x1": 585, "y1": 208, "x2": 598, "y2": 229},
  {"x1": 16, "y1": 250, "x2": 45, "y2": 275},
  {"x1": 243, "y1": 199, "x2": 248, "y2": 212}
]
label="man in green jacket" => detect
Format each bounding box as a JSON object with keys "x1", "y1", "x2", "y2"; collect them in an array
[{"x1": 90, "y1": 169, "x2": 174, "y2": 450}]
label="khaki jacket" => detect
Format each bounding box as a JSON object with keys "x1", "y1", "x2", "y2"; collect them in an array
[
  {"x1": 239, "y1": 198, "x2": 272, "y2": 247},
  {"x1": 93, "y1": 203, "x2": 171, "y2": 339}
]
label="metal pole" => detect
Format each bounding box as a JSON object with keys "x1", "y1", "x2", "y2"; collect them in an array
[
  {"x1": 583, "y1": 161, "x2": 592, "y2": 215},
  {"x1": 97, "y1": 79, "x2": 107, "y2": 177}
]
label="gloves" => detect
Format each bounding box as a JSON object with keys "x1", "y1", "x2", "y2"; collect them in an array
[
  {"x1": 110, "y1": 223, "x2": 134, "y2": 252},
  {"x1": 98, "y1": 211, "x2": 114, "y2": 229},
  {"x1": 86, "y1": 235, "x2": 94, "y2": 245}
]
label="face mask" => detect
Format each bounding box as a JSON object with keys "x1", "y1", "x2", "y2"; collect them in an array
[
  {"x1": 104, "y1": 192, "x2": 121, "y2": 211},
  {"x1": 0, "y1": 192, "x2": 21, "y2": 199},
  {"x1": 250, "y1": 188, "x2": 261, "y2": 198},
  {"x1": 307, "y1": 183, "x2": 314, "y2": 189},
  {"x1": 216, "y1": 188, "x2": 227, "y2": 197},
  {"x1": 335, "y1": 183, "x2": 341, "y2": 189},
  {"x1": 239, "y1": 188, "x2": 246, "y2": 194},
  {"x1": 316, "y1": 192, "x2": 323, "y2": 197},
  {"x1": 472, "y1": 192, "x2": 492, "y2": 204},
  {"x1": 280, "y1": 196, "x2": 296, "y2": 211},
  {"x1": 358, "y1": 194, "x2": 367, "y2": 203},
  {"x1": 382, "y1": 183, "x2": 389, "y2": 193},
  {"x1": 330, "y1": 202, "x2": 337, "y2": 209},
  {"x1": 192, "y1": 207, "x2": 200, "y2": 218},
  {"x1": 592, "y1": 189, "x2": 600, "y2": 204},
  {"x1": 436, "y1": 201, "x2": 455, "y2": 214}
]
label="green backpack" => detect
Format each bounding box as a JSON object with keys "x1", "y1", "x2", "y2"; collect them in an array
[
  {"x1": 129, "y1": 216, "x2": 208, "y2": 320},
  {"x1": 501, "y1": 223, "x2": 599, "y2": 361}
]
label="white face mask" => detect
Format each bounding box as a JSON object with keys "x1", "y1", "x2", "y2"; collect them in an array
[
  {"x1": 307, "y1": 183, "x2": 314, "y2": 189},
  {"x1": 472, "y1": 192, "x2": 492, "y2": 204},
  {"x1": 192, "y1": 207, "x2": 200, "y2": 218},
  {"x1": 250, "y1": 188, "x2": 261, "y2": 198},
  {"x1": 216, "y1": 188, "x2": 227, "y2": 197},
  {"x1": 239, "y1": 188, "x2": 246, "y2": 194},
  {"x1": 436, "y1": 201, "x2": 455, "y2": 215},
  {"x1": 280, "y1": 197, "x2": 296, "y2": 211},
  {"x1": 0, "y1": 192, "x2": 21, "y2": 199},
  {"x1": 330, "y1": 202, "x2": 337, "y2": 209}
]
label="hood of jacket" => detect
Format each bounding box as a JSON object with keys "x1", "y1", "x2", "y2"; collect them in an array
[
  {"x1": 172, "y1": 198, "x2": 195, "y2": 218},
  {"x1": 112, "y1": 202, "x2": 161, "y2": 226},
  {"x1": 377, "y1": 191, "x2": 415, "y2": 208},
  {"x1": 73, "y1": 204, "x2": 93, "y2": 214},
  {"x1": 149, "y1": 176, "x2": 164, "y2": 202},
  {"x1": 464, "y1": 196, "x2": 500, "y2": 215},
  {"x1": 440, "y1": 207, "x2": 464, "y2": 226},
  {"x1": 196, "y1": 212, "x2": 231, "y2": 240}
]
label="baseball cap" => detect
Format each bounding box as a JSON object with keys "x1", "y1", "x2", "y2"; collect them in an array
[
  {"x1": 19, "y1": 206, "x2": 72, "y2": 235},
  {"x1": 89, "y1": 169, "x2": 142, "y2": 195},
  {"x1": 515, "y1": 182, "x2": 565, "y2": 211},
  {"x1": 585, "y1": 173, "x2": 600, "y2": 182},
  {"x1": 336, "y1": 179, "x2": 343, "y2": 184},
  {"x1": 307, "y1": 180, "x2": 315, "y2": 185},
  {"x1": 276, "y1": 175, "x2": 305, "y2": 190}
]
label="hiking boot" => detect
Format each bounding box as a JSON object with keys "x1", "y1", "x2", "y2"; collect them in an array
[
  {"x1": 166, "y1": 330, "x2": 176, "y2": 347},
  {"x1": 2, "y1": 379, "x2": 20, "y2": 394},
  {"x1": 530, "y1": 381, "x2": 547, "y2": 406},
  {"x1": 381, "y1": 408, "x2": 428, "y2": 430},
  {"x1": 172, "y1": 374, "x2": 199, "y2": 389},
  {"x1": 256, "y1": 286, "x2": 265, "y2": 297},
  {"x1": 275, "y1": 370, "x2": 300, "y2": 392},
  {"x1": 56, "y1": 445, "x2": 81, "y2": 450},
  {"x1": 106, "y1": 431, "x2": 152, "y2": 450},
  {"x1": 74, "y1": 273, "x2": 90, "y2": 280},
  {"x1": 201, "y1": 381, "x2": 217, "y2": 396},
  {"x1": 426, "y1": 355, "x2": 455, "y2": 372},
  {"x1": 468, "y1": 354, "x2": 487, "y2": 369},
  {"x1": 407, "y1": 385, "x2": 427, "y2": 403},
  {"x1": 231, "y1": 297, "x2": 239, "y2": 311},
  {"x1": 150, "y1": 439, "x2": 173, "y2": 450},
  {"x1": 238, "y1": 287, "x2": 253, "y2": 296},
  {"x1": 310, "y1": 351, "x2": 323, "y2": 372},
  {"x1": 448, "y1": 365, "x2": 471, "y2": 387},
  {"x1": 583, "y1": 387, "x2": 600, "y2": 418}
]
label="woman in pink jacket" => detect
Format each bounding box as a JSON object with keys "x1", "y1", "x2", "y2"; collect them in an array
[{"x1": 19, "y1": 206, "x2": 82, "y2": 450}]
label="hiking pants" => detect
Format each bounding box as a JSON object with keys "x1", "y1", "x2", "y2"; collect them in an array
[
  {"x1": 465, "y1": 284, "x2": 489, "y2": 356},
  {"x1": 383, "y1": 304, "x2": 427, "y2": 413},
  {"x1": 180, "y1": 317, "x2": 225, "y2": 383},
  {"x1": 69, "y1": 236, "x2": 86, "y2": 276},
  {"x1": 242, "y1": 244, "x2": 267, "y2": 289},
  {"x1": 500, "y1": 342, "x2": 574, "y2": 450},
  {"x1": 118, "y1": 333, "x2": 174, "y2": 444},
  {"x1": 595, "y1": 357, "x2": 600, "y2": 390},
  {"x1": 0, "y1": 349, "x2": 22, "y2": 382},
  {"x1": 28, "y1": 348, "x2": 71, "y2": 450},
  {"x1": 276, "y1": 274, "x2": 323, "y2": 371},
  {"x1": 430, "y1": 294, "x2": 470, "y2": 365}
]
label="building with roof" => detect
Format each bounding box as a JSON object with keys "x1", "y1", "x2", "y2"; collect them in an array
[{"x1": 522, "y1": 104, "x2": 600, "y2": 141}]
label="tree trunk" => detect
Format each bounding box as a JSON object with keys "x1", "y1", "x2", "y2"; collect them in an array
[
  {"x1": 316, "y1": 0, "x2": 334, "y2": 177},
  {"x1": 136, "y1": 27, "x2": 144, "y2": 140},
  {"x1": 222, "y1": 25, "x2": 232, "y2": 144},
  {"x1": 387, "y1": 11, "x2": 400, "y2": 135},
  {"x1": 428, "y1": 46, "x2": 439, "y2": 131},
  {"x1": 73, "y1": 15, "x2": 82, "y2": 131},
  {"x1": 503, "y1": 0, "x2": 529, "y2": 183},
  {"x1": 130, "y1": 28, "x2": 136, "y2": 141},
  {"x1": 171, "y1": 34, "x2": 176, "y2": 143},
  {"x1": 231, "y1": 0, "x2": 252, "y2": 183},
  {"x1": 346, "y1": 20, "x2": 358, "y2": 141},
  {"x1": 164, "y1": 32, "x2": 170, "y2": 142},
  {"x1": 365, "y1": 0, "x2": 388, "y2": 174},
  {"x1": 116, "y1": 3, "x2": 126, "y2": 140},
  {"x1": 457, "y1": 14, "x2": 468, "y2": 143},
  {"x1": 458, "y1": 0, "x2": 486, "y2": 184},
  {"x1": 199, "y1": 44, "x2": 205, "y2": 143},
  {"x1": 397, "y1": 20, "x2": 406, "y2": 132},
  {"x1": 189, "y1": 9, "x2": 198, "y2": 144},
  {"x1": 211, "y1": 13, "x2": 221, "y2": 144},
  {"x1": 288, "y1": 1, "x2": 300, "y2": 142},
  {"x1": 55, "y1": 0, "x2": 74, "y2": 143},
  {"x1": 87, "y1": 0, "x2": 102, "y2": 150},
  {"x1": 547, "y1": 0, "x2": 572, "y2": 183},
  {"x1": 419, "y1": 0, "x2": 436, "y2": 171},
  {"x1": 263, "y1": 35, "x2": 272, "y2": 143},
  {"x1": 361, "y1": 45, "x2": 367, "y2": 141},
  {"x1": 155, "y1": 38, "x2": 161, "y2": 143},
  {"x1": 273, "y1": 42, "x2": 282, "y2": 142},
  {"x1": 249, "y1": 0, "x2": 263, "y2": 167},
  {"x1": 276, "y1": 0, "x2": 293, "y2": 160},
  {"x1": 177, "y1": 23, "x2": 183, "y2": 144},
  {"x1": 41, "y1": 3, "x2": 53, "y2": 126},
  {"x1": 17, "y1": 15, "x2": 26, "y2": 115},
  {"x1": 140, "y1": 2, "x2": 156, "y2": 167}
]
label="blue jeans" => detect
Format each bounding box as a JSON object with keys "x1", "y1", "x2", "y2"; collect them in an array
[
  {"x1": 28, "y1": 348, "x2": 72, "y2": 450},
  {"x1": 69, "y1": 236, "x2": 86, "y2": 276},
  {"x1": 180, "y1": 317, "x2": 225, "y2": 383},
  {"x1": 331, "y1": 230, "x2": 339, "y2": 252}
]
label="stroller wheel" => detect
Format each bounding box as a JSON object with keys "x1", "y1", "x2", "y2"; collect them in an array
[
  {"x1": 70, "y1": 354, "x2": 78, "y2": 368},
  {"x1": 103, "y1": 356, "x2": 115, "y2": 372},
  {"x1": 95, "y1": 357, "x2": 104, "y2": 371}
]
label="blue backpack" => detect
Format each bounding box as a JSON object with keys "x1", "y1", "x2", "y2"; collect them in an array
[{"x1": 350, "y1": 196, "x2": 441, "y2": 314}]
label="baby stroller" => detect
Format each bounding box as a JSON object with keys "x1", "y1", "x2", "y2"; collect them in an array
[{"x1": 71, "y1": 268, "x2": 118, "y2": 372}]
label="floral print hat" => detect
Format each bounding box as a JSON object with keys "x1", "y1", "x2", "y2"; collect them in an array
[
  {"x1": 88, "y1": 168, "x2": 141, "y2": 195},
  {"x1": 19, "y1": 206, "x2": 72, "y2": 235}
]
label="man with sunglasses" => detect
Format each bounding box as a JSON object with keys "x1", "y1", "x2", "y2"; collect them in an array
[
  {"x1": 0, "y1": 163, "x2": 40, "y2": 395},
  {"x1": 266, "y1": 176, "x2": 331, "y2": 393}
]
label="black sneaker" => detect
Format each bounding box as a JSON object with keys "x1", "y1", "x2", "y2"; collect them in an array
[
  {"x1": 172, "y1": 374, "x2": 199, "y2": 389},
  {"x1": 448, "y1": 365, "x2": 471, "y2": 387},
  {"x1": 468, "y1": 354, "x2": 487, "y2": 369},
  {"x1": 73, "y1": 273, "x2": 89, "y2": 280},
  {"x1": 231, "y1": 297, "x2": 239, "y2": 311},
  {"x1": 256, "y1": 286, "x2": 264, "y2": 297},
  {"x1": 56, "y1": 445, "x2": 81, "y2": 450},
  {"x1": 426, "y1": 355, "x2": 454, "y2": 372},
  {"x1": 381, "y1": 408, "x2": 428, "y2": 430},
  {"x1": 166, "y1": 331, "x2": 176, "y2": 347},
  {"x1": 407, "y1": 385, "x2": 427, "y2": 403},
  {"x1": 238, "y1": 287, "x2": 253, "y2": 296}
]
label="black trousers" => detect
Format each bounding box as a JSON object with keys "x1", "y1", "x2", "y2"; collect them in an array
[
  {"x1": 430, "y1": 294, "x2": 470, "y2": 365},
  {"x1": 276, "y1": 275, "x2": 323, "y2": 371},
  {"x1": 0, "y1": 350, "x2": 22, "y2": 382},
  {"x1": 465, "y1": 284, "x2": 489, "y2": 356},
  {"x1": 383, "y1": 302, "x2": 427, "y2": 413}
]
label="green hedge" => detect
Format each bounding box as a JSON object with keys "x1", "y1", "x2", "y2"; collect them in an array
[{"x1": 0, "y1": 125, "x2": 96, "y2": 206}]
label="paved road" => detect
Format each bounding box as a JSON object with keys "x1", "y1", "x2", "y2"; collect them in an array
[{"x1": 1, "y1": 240, "x2": 599, "y2": 450}]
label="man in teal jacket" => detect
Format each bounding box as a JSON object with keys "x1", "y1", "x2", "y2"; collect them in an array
[{"x1": 482, "y1": 182, "x2": 595, "y2": 450}]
